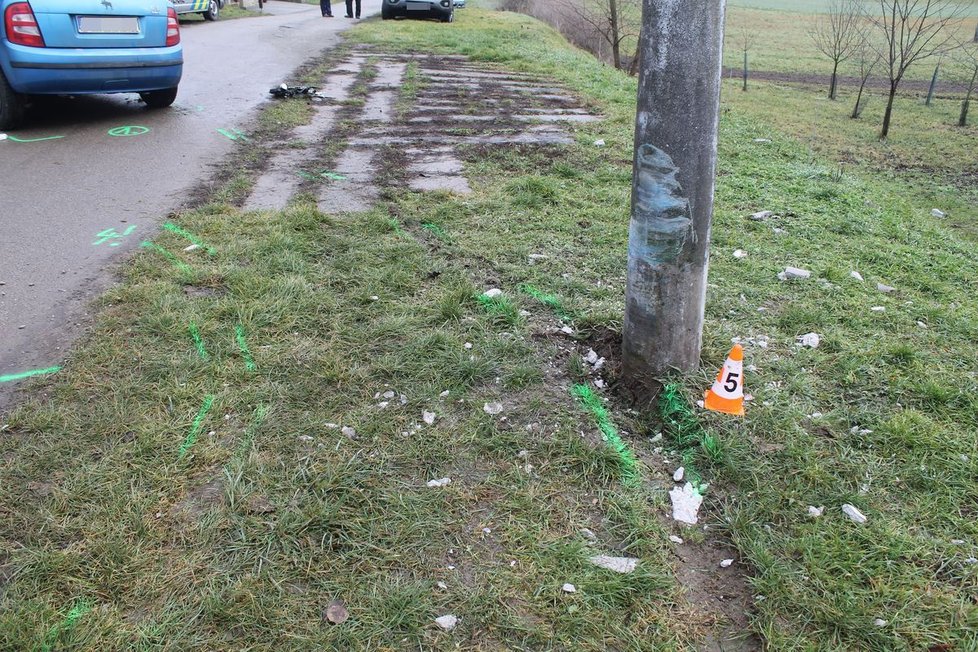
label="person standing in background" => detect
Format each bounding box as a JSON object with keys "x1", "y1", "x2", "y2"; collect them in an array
[
  {"x1": 320, "y1": 0, "x2": 333, "y2": 17},
  {"x1": 344, "y1": 0, "x2": 360, "y2": 18}
]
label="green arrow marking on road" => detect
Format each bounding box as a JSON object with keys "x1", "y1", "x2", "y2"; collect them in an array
[{"x1": 107, "y1": 125, "x2": 150, "y2": 137}]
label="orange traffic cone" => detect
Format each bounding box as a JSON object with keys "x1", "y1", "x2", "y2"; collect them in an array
[{"x1": 704, "y1": 344, "x2": 745, "y2": 416}]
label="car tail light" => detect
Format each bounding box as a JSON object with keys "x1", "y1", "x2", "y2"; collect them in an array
[
  {"x1": 165, "y1": 7, "x2": 179, "y2": 46},
  {"x1": 4, "y1": 2, "x2": 45, "y2": 48}
]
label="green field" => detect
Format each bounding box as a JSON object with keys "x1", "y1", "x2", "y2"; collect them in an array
[
  {"x1": 729, "y1": 0, "x2": 978, "y2": 16},
  {"x1": 1, "y1": 2, "x2": 978, "y2": 651}
]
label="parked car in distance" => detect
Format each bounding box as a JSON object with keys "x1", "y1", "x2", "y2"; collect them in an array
[
  {"x1": 169, "y1": 0, "x2": 220, "y2": 21},
  {"x1": 381, "y1": 0, "x2": 453, "y2": 22},
  {"x1": 0, "y1": 0, "x2": 183, "y2": 129},
  {"x1": 453, "y1": 0, "x2": 463, "y2": 6}
]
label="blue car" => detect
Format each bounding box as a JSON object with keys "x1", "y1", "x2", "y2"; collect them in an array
[{"x1": 0, "y1": 0, "x2": 183, "y2": 129}]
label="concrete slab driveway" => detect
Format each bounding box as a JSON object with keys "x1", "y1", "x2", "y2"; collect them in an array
[{"x1": 0, "y1": 0, "x2": 378, "y2": 405}]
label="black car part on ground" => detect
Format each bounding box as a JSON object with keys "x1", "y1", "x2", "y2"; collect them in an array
[{"x1": 269, "y1": 85, "x2": 319, "y2": 99}]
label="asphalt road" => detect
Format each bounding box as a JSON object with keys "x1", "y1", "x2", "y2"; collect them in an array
[{"x1": 0, "y1": 0, "x2": 378, "y2": 405}]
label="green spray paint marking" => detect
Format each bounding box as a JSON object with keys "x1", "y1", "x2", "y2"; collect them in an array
[
  {"x1": 217, "y1": 127, "x2": 248, "y2": 141},
  {"x1": 235, "y1": 324, "x2": 256, "y2": 371},
  {"x1": 520, "y1": 283, "x2": 572, "y2": 320},
  {"x1": 38, "y1": 598, "x2": 92, "y2": 652},
  {"x1": 421, "y1": 222, "x2": 448, "y2": 239},
  {"x1": 188, "y1": 323, "x2": 209, "y2": 361},
  {"x1": 162, "y1": 222, "x2": 215, "y2": 255},
  {"x1": 321, "y1": 171, "x2": 346, "y2": 181},
  {"x1": 140, "y1": 241, "x2": 192, "y2": 274},
  {"x1": 297, "y1": 170, "x2": 320, "y2": 181},
  {"x1": 8, "y1": 134, "x2": 64, "y2": 143},
  {"x1": 178, "y1": 395, "x2": 215, "y2": 458},
  {"x1": 92, "y1": 225, "x2": 136, "y2": 246},
  {"x1": 0, "y1": 366, "x2": 61, "y2": 383},
  {"x1": 659, "y1": 383, "x2": 723, "y2": 490},
  {"x1": 572, "y1": 384, "x2": 640, "y2": 487}
]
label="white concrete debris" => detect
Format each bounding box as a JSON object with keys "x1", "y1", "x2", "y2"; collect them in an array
[
  {"x1": 673, "y1": 466, "x2": 685, "y2": 482},
  {"x1": 870, "y1": 306, "x2": 886, "y2": 313},
  {"x1": 917, "y1": 321, "x2": 928, "y2": 329},
  {"x1": 464, "y1": 342, "x2": 473, "y2": 349},
  {"x1": 483, "y1": 402, "x2": 503, "y2": 416},
  {"x1": 733, "y1": 249, "x2": 748, "y2": 258},
  {"x1": 423, "y1": 411, "x2": 436, "y2": 425},
  {"x1": 749, "y1": 210, "x2": 774, "y2": 221},
  {"x1": 436, "y1": 581, "x2": 448, "y2": 590},
  {"x1": 561, "y1": 583, "x2": 577, "y2": 593},
  {"x1": 874, "y1": 618, "x2": 888, "y2": 627},
  {"x1": 877, "y1": 283, "x2": 895, "y2": 293},
  {"x1": 0, "y1": 133, "x2": 7, "y2": 141},
  {"x1": 779, "y1": 266, "x2": 811, "y2": 280},
  {"x1": 298, "y1": 435, "x2": 314, "y2": 442},
  {"x1": 581, "y1": 528, "x2": 597, "y2": 541},
  {"x1": 325, "y1": 423, "x2": 340, "y2": 429},
  {"x1": 482, "y1": 527, "x2": 492, "y2": 534},
  {"x1": 808, "y1": 506, "x2": 825, "y2": 518},
  {"x1": 841, "y1": 503, "x2": 868, "y2": 524},
  {"x1": 184, "y1": 244, "x2": 200, "y2": 252},
  {"x1": 584, "y1": 349, "x2": 599, "y2": 365},
  {"x1": 593, "y1": 139, "x2": 606, "y2": 146},
  {"x1": 370, "y1": 295, "x2": 379, "y2": 301},
  {"x1": 341, "y1": 426, "x2": 356, "y2": 439},
  {"x1": 483, "y1": 288, "x2": 503, "y2": 299},
  {"x1": 669, "y1": 483, "x2": 703, "y2": 525},
  {"x1": 931, "y1": 208, "x2": 946, "y2": 218},
  {"x1": 383, "y1": 390, "x2": 396, "y2": 399},
  {"x1": 588, "y1": 555, "x2": 639, "y2": 574},
  {"x1": 669, "y1": 535, "x2": 684, "y2": 544},
  {"x1": 850, "y1": 271, "x2": 864, "y2": 281},
  {"x1": 434, "y1": 615, "x2": 458, "y2": 631},
  {"x1": 559, "y1": 325, "x2": 574, "y2": 335},
  {"x1": 594, "y1": 379, "x2": 606, "y2": 389},
  {"x1": 426, "y1": 477, "x2": 452, "y2": 488},
  {"x1": 719, "y1": 559, "x2": 734, "y2": 568},
  {"x1": 797, "y1": 333, "x2": 820, "y2": 348},
  {"x1": 753, "y1": 138, "x2": 772, "y2": 143},
  {"x1": 528, "y1": 253, "x2": 548, "y2": 262}
]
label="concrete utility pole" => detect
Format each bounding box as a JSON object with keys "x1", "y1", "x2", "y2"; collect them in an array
[{"x1": 622, "y1": 0, "x2": 727, "y2": 401}]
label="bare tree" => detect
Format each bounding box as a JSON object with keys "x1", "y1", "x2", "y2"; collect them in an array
[
  {"x1": 871, "y1": 0, "x2": 967, "y2": 139},
  {"x1": 739, "y1": 25, "x2": 755, "y2": 91},
  {"x1": 852, "y1": 34, "x2": 883, "y2": 117},
  {"x1": 811, "y1": 0, "x2": 865, "y2": 99},
  {"x1": 560, "y1": 0, "x2": 641, "y2": 71},
  {"x1": 956, "y1": 44, "x2": 978, "y2": 125}
]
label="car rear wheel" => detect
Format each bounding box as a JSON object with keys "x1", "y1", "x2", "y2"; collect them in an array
[
  {"x1": 0, "y1": 69, "x2": 26, "y2": 131},
  {"x1": 140, "y1": 87, "x2": 179, "y2": 109},
  {"x1": 203, "y1": 0, "x2": 219, "y2": 20},
  {"x1": 381, "y1": 3, "x2": 393, "y2": 19},
  {"x1": 441, "y1": 10, "x2": 453, "y2": 22}
]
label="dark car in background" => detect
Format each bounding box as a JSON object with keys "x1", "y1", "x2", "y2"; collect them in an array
[{"x1": 381, "y1": 0, "x2": 453, "y2": 22}]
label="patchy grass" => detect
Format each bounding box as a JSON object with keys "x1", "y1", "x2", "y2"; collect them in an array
[{"x1": 2, "y1": 3, "x2": 978, "y2": 652}]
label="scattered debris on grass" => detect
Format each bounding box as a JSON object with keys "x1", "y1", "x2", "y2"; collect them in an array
[
  {"x1": 841, "y1": 503, "x2": 868, "y2": 524},
  {"x1": 434, "y1": 614, "x2": 458, "y2": 631},
  {"x1": 588, "y1": 555, "x2": 639, "y2": 574},
  {"x1": 561, "y1": 583, "x2": 577, "y2": 593},
  {"x1": 778, "y1": 266, "x2": 811, "y2": 280},
  {"x1": 426, "y1": 477, "x2": 452, "y2": 488},
  {"x1": 669, "y1": 482, "x2": 704, "y2": 525}
]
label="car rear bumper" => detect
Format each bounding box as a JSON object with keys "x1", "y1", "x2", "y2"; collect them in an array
[
  {"x1": 3, "y1": 43, "x2": 183, "y2": 94},
  {"x1": 385, "y1": 0, "x2": 452, "y2": 18}
]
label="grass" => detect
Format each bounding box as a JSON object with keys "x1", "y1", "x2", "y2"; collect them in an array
[{"x1": 2, "y1": 1, "x2": 978, "y2": 650}]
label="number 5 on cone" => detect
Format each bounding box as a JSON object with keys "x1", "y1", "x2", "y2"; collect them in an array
[{"x1": 704, "y1": 344, "x2": 745, "y2": 416}]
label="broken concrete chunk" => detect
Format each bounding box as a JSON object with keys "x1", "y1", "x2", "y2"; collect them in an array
[
  {"x1": 673, "y1": 466, "x2": 685, "y2": 482},
  {"x1": 719, "y1": 559, "x2": 734, "y2": 568},
  {"x1": 436, "y1": 581, "x2": 448, "y2": 590},
  {"x1": 426, "y1": 477, "x2": 451, "y2": 488},
  {"x1": 870, "y1": 306, "x2": 886, "y2": 313},
  {"x1": 483, "y1": 402, "x2": 503, "y2": 416},
  {"x1": 779, "y1": 266, "x2": 811, "y2": 280},
  {"x1": 874, "y1": 618, "x2": 888, "y2": 627},
  {"x1": 669, "y1": 535, "x2": 684, "y2": 544},
  {"x1": 669, "y1": 482, "x2": 703, "y2": 525},
  {"x1": 797, "y1": 332, "x2": 820, "y2": 348},
  {"x1": 561, "y1": 583, "x2": 577, "y2": 593},
  {"x1": 931, "y1": 208, "x2": 946, "y2": 218},
  {"x1": 184, "y1": 244, "x2": 200, "y2": 253},
  {"x1": 808, "y1": 505, "x2": 825, "y2": 518},
  {"x1": 593, "y1": 139, "x2": 605, "y2": 147},
  {"x1": 584, "y1": 349, "x2": 599, "y2": 365},
  {"x1": 559, "y1": 325, "x2": 575, "y2": 335},
  {"x1": 850, "y1": 271, "x2": 864, "y2": 282},
  {"x1": 749, "y1": 210, "x2": 774, "y2": 221},
  {"x1": 877, "y1": 283, "x2": 895, "y2": 293},
  {"x1": 434, "y1": 615, "x2": 458, "y2": 631},
  {"x1": 841, "y1": 503, "x2": 868, "y2": 524},
  {"x1": 588, "y1": 555, "x2": 639, "y2": 574},
  {"x1": 733, "y1": 249, "x2": 748, "y2": 259},
  {"x1": 483, "y1": 288, "x2": 503, "y2": 299},
  {"x1": 423, "y1": 411, "x2": 436, "y2": 425},
  {"x1": 580, "y1": 528, "x2": 597, "y2": 542},
  {"x1": 341, "y1": 426, "x2": 357, "y2": 439}
]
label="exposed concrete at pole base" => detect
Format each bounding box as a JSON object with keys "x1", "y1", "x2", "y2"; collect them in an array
[{"x1": 622, "y1": 0, "x2": 726, "y2": 396}]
